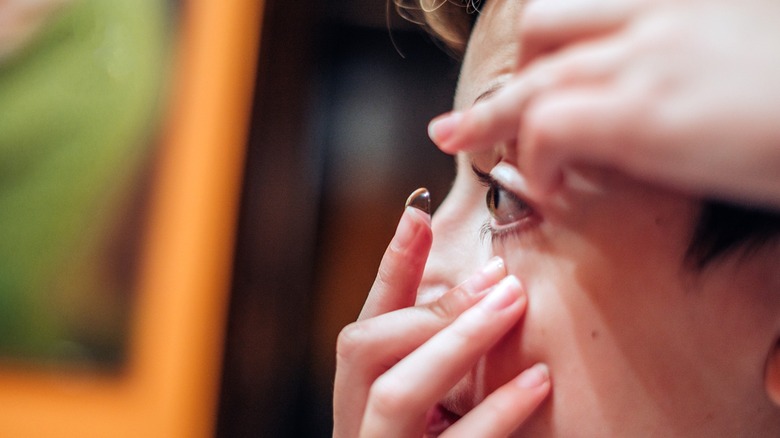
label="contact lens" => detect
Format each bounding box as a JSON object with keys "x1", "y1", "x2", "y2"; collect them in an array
[{"x1": 405, "y1": 187, "x2": 431, "y2": 214}]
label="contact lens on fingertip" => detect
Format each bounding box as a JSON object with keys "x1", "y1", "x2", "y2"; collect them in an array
[{"x1": 405, "y1": 187, "x2": 431, "y2": 215}]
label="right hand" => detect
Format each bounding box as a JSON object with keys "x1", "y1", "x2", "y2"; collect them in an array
[{"x1": 333, "y1": 207, "x2": 551, "y2": 437}]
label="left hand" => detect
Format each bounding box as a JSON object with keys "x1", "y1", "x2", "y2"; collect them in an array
[{"x1": 428, "y1": 0, "x2": 780, "y2": 209}]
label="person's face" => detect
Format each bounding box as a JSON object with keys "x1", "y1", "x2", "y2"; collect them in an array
[{"x1": 417, "y1": 0, "x2": 780, "y2": 435}]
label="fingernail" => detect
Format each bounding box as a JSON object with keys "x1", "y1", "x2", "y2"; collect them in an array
[
  {"x1": 428, "y1": 112, "x2": 462, "y2": 145},
  {"x1": 464, "y1": 257, "x2": 506, "y2": 294},
  {"x1": 405, "y1": 187, "x2": 431, "y2": 215},
  {"x1": 516, "y1": 363, "x2": 550, "y2": 389},
  {"x1": 393, "y1": 207, "x2": 425, "y2": 249},
  {"x1": 478, "y1": 275, "x2": 521, "y2": 310}
]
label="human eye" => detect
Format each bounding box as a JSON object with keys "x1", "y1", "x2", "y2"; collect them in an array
[{"x1": 471, "y1": 163, "x2": 538, "y2": 244}]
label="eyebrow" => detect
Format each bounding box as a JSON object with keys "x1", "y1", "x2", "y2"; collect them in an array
[{"x1": 473, "y1": 82, "x2": 505, "y2": 105}]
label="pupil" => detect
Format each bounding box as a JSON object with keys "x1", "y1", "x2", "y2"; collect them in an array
[{"x1": 487, "y1": 187, "x2": 500, "y2": 215}]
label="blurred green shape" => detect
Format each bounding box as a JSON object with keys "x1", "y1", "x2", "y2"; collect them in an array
[{"x1": 0, "y1": 0, "x2": 171, "y2": 367}]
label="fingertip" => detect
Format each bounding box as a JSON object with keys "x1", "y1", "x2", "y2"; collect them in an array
[
  {"x1": 477, "y1": 275, "x2": 524, "y2": 311},
  {"x1": 391, "y1": 205, "x2": 432, "y2": 255},
  {"x1": 454, "y1": 256, "x2": 508, "y2": 301},
  {"x1": 430, "y1": 108, "x2": 494, "y2": 155},
  {"x1": 434, "y1": 109, "x2": 484, "y2": 155},
  {"x1": 428, "y1": 111, "x2": 463, "y2": 147},
  {"x1": 405, "y1": 206, "x2": 433, "y2": 244},
  {"x1": 515, "y1": 363, "x2": 551, "y2": 390},
  {"x1": 476, "y1": 256, "x2": 507, "y2": 286},
  {"x1": 401, "y1": 199, "x2": 431, "y2": 229},
  {"x1": 440, "y1": 360, "x2": 550, "y2": 436},
  {"x1": 403, "y1": 188, "x2": 432, "y2": 227}
]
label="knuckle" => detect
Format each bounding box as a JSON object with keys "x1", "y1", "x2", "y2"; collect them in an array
[
  {"x1": 335, "y1": 321, "x2": 368, "y2": 363},
  {"x1": 368, "y1": 375, "x2": 416, "y2": 418}
]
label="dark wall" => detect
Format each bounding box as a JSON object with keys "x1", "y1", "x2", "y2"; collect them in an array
[{"x1": 217, "y1": 2, "x2": 459, "y2": 437}]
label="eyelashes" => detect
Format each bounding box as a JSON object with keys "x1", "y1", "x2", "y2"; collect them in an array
[
  {"x1": 478, "y1": 220, "x2": 524, "y2": 245},
  {"x1": 471, "y1": 163, "x2": 537, "y2": 245},
  {"x1": 478, "y1": 207, "x2": 534, "y2": 245}
]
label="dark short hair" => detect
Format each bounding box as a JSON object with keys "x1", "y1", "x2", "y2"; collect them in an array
[
  {"x1": 688, "y1": 201, "x2": 780, "y2": 268},
  {"x1": 396, "y1": 0, "x2": 780, "y2": 267}
]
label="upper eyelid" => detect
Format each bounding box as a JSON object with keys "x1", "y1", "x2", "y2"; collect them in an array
[
  {"x1": 471, "y1": 163, "x2": 517, "y2": 199},
  {"x1": 471, "y1": 162, "x2": 494, "y2": 187}
]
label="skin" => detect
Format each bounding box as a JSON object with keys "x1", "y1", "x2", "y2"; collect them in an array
[
  {"x1": 429, "y1": 0, "x2": 780, "y2": 210},
  {"x1": 334, "y1": 0, "x2": 780, "y2": 435}
]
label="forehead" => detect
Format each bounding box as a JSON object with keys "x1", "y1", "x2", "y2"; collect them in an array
[{"x1": 454, "y1": 0, "x2": 523, "y2": 109}]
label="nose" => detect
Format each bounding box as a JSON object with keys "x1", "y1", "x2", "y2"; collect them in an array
[{"x1": 417, "y1": 188, "x2": 490, "y2": 304}]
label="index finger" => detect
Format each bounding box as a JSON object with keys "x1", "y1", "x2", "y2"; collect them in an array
[
  {"x1": 359, "y1": 195, "x2": 432, "y2": 320},
  {"x1": 428, "y1": 77, "x2": 532, "y2": 155},
  {"x1": 429, "y1": 37, "x2": 628, "y2": 158}
]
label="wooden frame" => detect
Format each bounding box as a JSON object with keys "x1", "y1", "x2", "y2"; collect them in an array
[{"x1": 0, "y1": 1, "x2": 263, "y2": 436}]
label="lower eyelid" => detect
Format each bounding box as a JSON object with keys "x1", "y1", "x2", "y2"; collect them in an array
[{"x1": 481, "y1": 214, "x2": 541, "y2": 247}]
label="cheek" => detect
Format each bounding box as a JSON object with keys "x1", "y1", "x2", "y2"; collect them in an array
[
  {"x1": 480, "y1": 195, "x2": 701, "y2": 409},
  {"x1": 481, "y1": 247, "x2": 606, "y2": 393},
  {"x1": 479, "y1": 242, "x2": 684, "y2": 434}
]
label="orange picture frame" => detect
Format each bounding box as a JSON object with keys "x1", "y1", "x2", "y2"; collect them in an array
[{"x1": 0, "y1": 1, "x2": 263, "y2": 436}]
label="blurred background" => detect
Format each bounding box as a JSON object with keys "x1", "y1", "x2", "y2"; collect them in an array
[
  {"x1": 0, "y1": 0, "x2": 459, "y2": 436},
  {"x1": 218, "y1": 0, "x2": 458, "y2": 436}
]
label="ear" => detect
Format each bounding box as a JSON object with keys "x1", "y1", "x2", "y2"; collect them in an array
[{"x1": 765, "y1": 339, "x2": 780, "y2": 406}]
